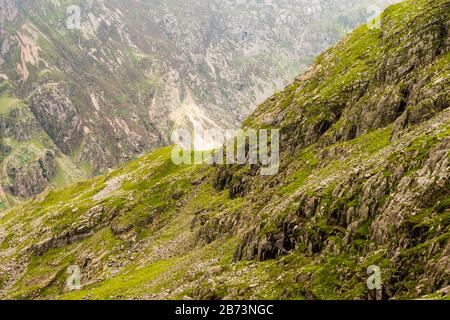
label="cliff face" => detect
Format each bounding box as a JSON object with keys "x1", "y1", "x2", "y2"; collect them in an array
[
  {"x1": 0, "y1": 0, "x2": 398, "y2": 210},
  {"x1": 0, "y1": 104, "x2": 48, "y2": 193},
  {"x1": 4, "y1": 149, "x2": 56, "y2": 198},
  {"x1": 0, "y1": 0, "x2": 17, "y2": 27},
  {"x1": 0, "y1": 0, "x2": 448, "y2": 300},
  {"x1": 216, "y1": 0, "x2": 450, "y2": 298}
]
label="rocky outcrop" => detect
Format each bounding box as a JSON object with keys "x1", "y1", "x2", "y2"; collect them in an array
[
  {"x1": 29, "y1": 86, "x2": 84, "y2": 155},
  {"x1": 0, "y1": 0, "x2": 398, "y2": 177},
  {"x1": 0, "y1": 107, "x2": 40, "y2": 141},
  {"x1": 205, "y1": 0, "x2": 450, "y2": 299},
  {"x1": 3, "y1": 150, "x2": 56, "y2": 198},
  {"x1": 192, "y1": 210, "x2": 242, "y2": 245},
  {"x1": 0, "y1": 0, "x2": 447, "y2": 301},
  {"x1": 0, "y1": 0, "x2": 18, "y2": 65},
  {"x1": 0, "y1": 0, "x2": 17, "y2": 30},
  {"x1": 29, "y1": 206, "x2": 116, "y2": 256}
]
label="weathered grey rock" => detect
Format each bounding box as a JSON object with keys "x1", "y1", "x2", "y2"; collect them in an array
[{"x1": 3, "y1": 150, "x2": 56, "y2": 198}]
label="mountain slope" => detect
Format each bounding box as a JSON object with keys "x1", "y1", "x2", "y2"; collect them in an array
[
  {"x1": 0, "y1": 0, "x2": 449, "y2": 300},
  {"x1": 0, "y1": 0, "x2": 397, "y2": 210}
]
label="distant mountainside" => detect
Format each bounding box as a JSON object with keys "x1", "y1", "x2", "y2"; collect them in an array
[
  {"x1": 0, "y1": 0, "x2": 448, "y2": 300},
  {"x1": 0, "y1": 0, "x2": 397, "y2": 210}
]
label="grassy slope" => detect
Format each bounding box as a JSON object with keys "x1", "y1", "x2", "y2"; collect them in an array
[
  {"x1": 1, "y1": 109, "x2": 448, "y2": 300},
  {"x1": 0, "y1": 0, "x2": 400, "y2": 207},
  {"x1": 0, "y1": 0, "x2": 449, "y2": 300}
]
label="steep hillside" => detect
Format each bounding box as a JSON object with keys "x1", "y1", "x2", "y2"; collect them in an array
[
  {"x1": 0, "y1": 0, "x2": 449, "y2": 300},
  {"x1": 0, "y1": 0, "x2": 395, "y2": 210}
]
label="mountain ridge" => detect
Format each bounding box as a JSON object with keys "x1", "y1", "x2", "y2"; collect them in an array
[
  {"x1": 0, "y1": 0, "x2": 394, "y2": 211},
  {"x1": 0, "y1": 0, "x2": 449, "y2": 300}
]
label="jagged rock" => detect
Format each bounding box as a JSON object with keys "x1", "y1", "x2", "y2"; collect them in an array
[
  {"x1": 3, "y1": 150, "x2": 56, "y2": 198},
  {"x1": 0, "y1": 0, "x2": 448, "y2": 301},
  {"x1": 0, "y1": 0, "x2": 384, "y2": 181},
  {"x1": 30, "y1": 229, "x2": 93, "y2": 257},
  {"x1": 0, "y1": 0, "x2": 17, "y2": 29},
  {"x1": 0, "y1": 107, "x2": 40, "y2": 142},
  {"x1": 29, "y1": 86, "x2": 84, "y2": 156}
]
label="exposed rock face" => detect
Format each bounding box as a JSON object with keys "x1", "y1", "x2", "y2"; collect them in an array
[
  {"x1": 30, "y1": 206, "x2": 117, "y2": 256},
  {"x1": 0, "y1": 0, "x2": 18, "y2": 66},
  {"x1": 0, "y1": 107, "x2": 38, "y2": 141},
  {"x1": 29, "y1": 86, "x2": 84, "y2": 155},
  {"x1": 0, "y1": 93, "x2": 63, "y2": 200},
  {"x1": 0, "y1": 0, "x2": 401, "y2": 209},
  {"x1": 0, "y1": 0, "x2": 447, "y2": 301},
  {"x1": 209, "y1": 0, "x2": 450, "y2": 298},
  {"x1": 0, "y1": 0, "x2": 17, "y2": 29},
  {"x1": 3, "y1": 149, "x2": 56, "y2": 198},
  {"x1": 0, "y1": 0, "x2": 397, "y2": 178}
]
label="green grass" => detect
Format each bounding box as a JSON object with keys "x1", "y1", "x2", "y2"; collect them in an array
[
  {"x1": 0, "y1": 94, "x2": 25, "y2": 115},
  {"x1": 61, "y1": 259, "x2": 176, "y2": 300},
  {"x1": 1, "y1": 0, "x2": 449, "y2": 301}
]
